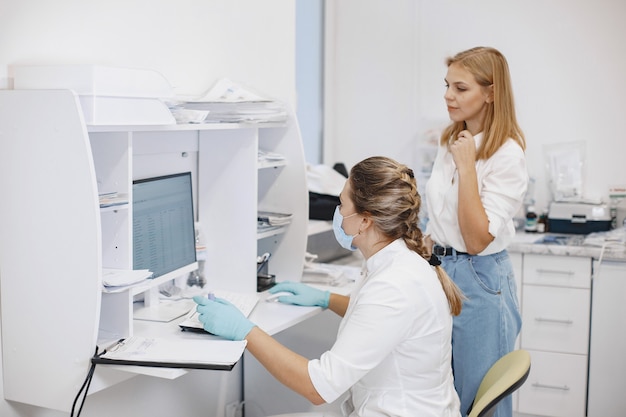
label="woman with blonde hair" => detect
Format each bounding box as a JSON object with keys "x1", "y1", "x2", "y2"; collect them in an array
[
  {"x1": 424, "y1": 46, "x2": 528, "y2": 417},
  {"x1": 195, "y1": 156, "x2": 463, "y2": 416}
]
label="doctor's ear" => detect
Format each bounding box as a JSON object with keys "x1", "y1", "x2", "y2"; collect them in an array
[
  {"x1": 485, "y1": 84, "x2": 494, "y2": 103},
  {"x1": 360, "y1": 214, "x2": 374, "y2": 230}
]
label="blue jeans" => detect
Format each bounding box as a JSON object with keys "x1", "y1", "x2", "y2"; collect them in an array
[{"x1": 441, "y1": 249, "x2": 521, "y2": 417}]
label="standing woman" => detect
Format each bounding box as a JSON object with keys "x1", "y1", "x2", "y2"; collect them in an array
[
  {"x1": 195, "y1": 156, "x2": 463, "y2": 416},
  {"x1": 424, "y1": 46, "x2": 528, "y2": 417}
]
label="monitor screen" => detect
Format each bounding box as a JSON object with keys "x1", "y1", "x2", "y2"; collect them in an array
[{"x1": 132, "y1": 172, "x2": 196, "y2": 279}]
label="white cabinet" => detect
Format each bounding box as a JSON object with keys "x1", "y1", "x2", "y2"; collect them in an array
[
  {"x1": 0, "y1": 90, "x2": 103, "y2": 412},
  {"x1": 587, "y1": 261, "x2": 626, "y2": 417},
  {"x1": 0, "y1": 90, "x2": 308, "y2": 411},
  {"x1": 517, "y1": 254, "x2": 591, "y2": 417}
]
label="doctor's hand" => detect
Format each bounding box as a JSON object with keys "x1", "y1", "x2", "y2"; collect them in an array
[
  {"x1": 192, "y1": 296, "x2": 255, "y2": 341},
  {"x1": 269, "y1": 281, "x2": 330, "y2": 308}
]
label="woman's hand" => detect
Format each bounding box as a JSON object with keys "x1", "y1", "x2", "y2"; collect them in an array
[
  {"x1": 193, "y1": 296, "x2": 255, "y2": 340},
  {"x1": 450, "y1": 130, "x2": 494, "y2": 254},
  {"x1": 450, "y1": 130, "x2": 477, "y2": 173},
  {"x1": 268, "y1": 281, "x2": 330, "y2": 308}
]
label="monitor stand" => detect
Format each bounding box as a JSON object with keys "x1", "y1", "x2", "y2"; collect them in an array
[
  {"x1": 133, "y1": 300, "x2": 194, "y2": 322},
  {"x1": 132, "y1": 271, "x2": 197, "y2": 322}
]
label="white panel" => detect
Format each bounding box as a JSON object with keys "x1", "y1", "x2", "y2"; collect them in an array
[
  {"x1": 588, "y1": 261, "x2": 626, "y2": 417},
  {"x1": 523, "y1": 254, "x2": 591, "y2": 288},
  {"x1": 244, "y1": 310, "x2": 344, "y2": 416},
  {"x1": 518, "y1": 350, "x2": 587, "y2": 417},
  {"x1": 521, "y1": 285, "x2": 590, "y2": 354},
  {"x1": 198, "y1": 128, "x2": 258, "y2": 293},
  {"x1": 0, "y1": 90, "x2": 101, "y2": 411},
  {"x1": 257, "y1": 111, "x2": 308, "y2": 283}
]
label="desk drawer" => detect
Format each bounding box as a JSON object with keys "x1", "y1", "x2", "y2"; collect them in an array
[
  {"x1": 521, "y1": 284, "x2": 590, "y2": 354},
  {"x1": 518, "y1": 350, "x2": 587, "y2": 417},
  {"x1": 523, "y1": 254, "x2": 590, "y2": 288}
]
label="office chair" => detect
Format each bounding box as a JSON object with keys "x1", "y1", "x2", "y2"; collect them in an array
[
  {"x1": 266, "y1": 350, "x2": 531, "y2": 417},
  {"x1": 466, "y1": 349, "x2": 531, "y2": 417}
]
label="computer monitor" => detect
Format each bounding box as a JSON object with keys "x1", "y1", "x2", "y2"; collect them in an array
[{"x1": 132, "y1": 172, "x2": 197, "y2": 280}]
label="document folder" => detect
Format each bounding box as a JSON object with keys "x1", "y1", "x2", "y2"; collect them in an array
[{"x1": 92, "y1": 336, "x2": 246, "y2": 371}]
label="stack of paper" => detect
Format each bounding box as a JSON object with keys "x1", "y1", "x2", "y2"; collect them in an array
[
  {"x1": 258, "y1": 149, "x2": 286, "y2": 164},
  {"x1": 179, "y1": 78, "x2": 288, "y2": 124},
  {"x1": 257, "y1": 211, "x2": 293, "y2": 228},
  {"x1": 183, "y1": 101, "x2": 287, "y2": 123},
  {"x1": 99, "y1": 192, "x2": 128, "y2": 208}
]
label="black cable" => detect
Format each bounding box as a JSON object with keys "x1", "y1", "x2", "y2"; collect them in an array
[{"x1": 71, "y1": 346, "x2": 99, "y2": 417}]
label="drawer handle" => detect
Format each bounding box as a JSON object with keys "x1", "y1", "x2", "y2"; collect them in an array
[
  {"x1": 532, "y1": 382, "x2": 570, "y2": 391},
  {"x1": 535, "y1": 268, "x2": 575, "y2": 275},
  {"x1": 534, "y1": 317, "x2": 573, "y2": 325}
]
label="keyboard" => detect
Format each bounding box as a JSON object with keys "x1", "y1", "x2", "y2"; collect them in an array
[{"x1": 179, "y1": 289, "x2": 260, "y2": 333}]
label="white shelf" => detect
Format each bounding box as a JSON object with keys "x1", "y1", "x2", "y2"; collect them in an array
[
  {"x1": 87, "y1": 121, "x2": 286, "y2": 133},
  {"x1": 258, "y1": 159, "x2": 288, "y2": 169},
  {"x1": 0, "y1": 89, "x2": 308, "y2": 412}
]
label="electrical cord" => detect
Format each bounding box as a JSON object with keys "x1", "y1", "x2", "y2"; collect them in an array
[
  {"x1": 593, "y1": 239, "x2": 625, "y2": 280},
  {"x1": 70, "y1": 346, "x2": 99, "y2": 417}
]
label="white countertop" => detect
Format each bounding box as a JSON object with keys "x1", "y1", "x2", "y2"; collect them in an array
[{"x1": 509, "y1": 231, "x2": 626, "y2": 261}]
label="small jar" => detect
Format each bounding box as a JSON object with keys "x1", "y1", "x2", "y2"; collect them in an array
[{"x1": 525, "y1": 206, "x2": 538, "y2": 233}]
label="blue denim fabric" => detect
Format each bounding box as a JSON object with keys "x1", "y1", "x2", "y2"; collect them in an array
[{"x1": 441, "y1": 249, "x2": 521, "y2": 417}]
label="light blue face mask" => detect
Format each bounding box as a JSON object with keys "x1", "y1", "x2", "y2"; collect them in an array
[{"x1": 332, "y1": 205, "x2": 358, "y2": 251}]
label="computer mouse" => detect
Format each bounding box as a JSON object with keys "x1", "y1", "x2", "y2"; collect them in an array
[{"x1": 265, "y1": 291, "x2": 292, "y2": 303}]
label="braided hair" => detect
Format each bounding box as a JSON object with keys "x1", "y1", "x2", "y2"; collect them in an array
[{"x1": 349, "y1": 156, "x2": 463, "y2": 315}]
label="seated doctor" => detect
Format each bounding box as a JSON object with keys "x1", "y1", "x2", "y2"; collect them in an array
[{"x1": 194, "y1": 156, "x2": 463, "y2": 417}]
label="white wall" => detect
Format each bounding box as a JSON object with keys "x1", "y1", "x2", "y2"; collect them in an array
[
  {"x1": 0, "y1": 0, "x2": 296, "y2": 105},
  {"x1": 0, "y1": 1, "x2": 295, "y2": 416},
  {"x1": 325, "y1": 0, "x2": 626, "y2": 213}
]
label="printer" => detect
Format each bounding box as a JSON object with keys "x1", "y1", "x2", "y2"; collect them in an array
[{"x1": 548, "y1": 202, "x2": 612, "y2": 234}]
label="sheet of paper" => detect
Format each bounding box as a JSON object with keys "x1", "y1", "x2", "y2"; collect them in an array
[{"x1": 102, "y1": 336, "x2": 246, "y2": 366}]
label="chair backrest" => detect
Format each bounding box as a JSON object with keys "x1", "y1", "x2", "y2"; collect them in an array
[{"x1": 466, "y1": 349, "x2": 531, "y2": 417}]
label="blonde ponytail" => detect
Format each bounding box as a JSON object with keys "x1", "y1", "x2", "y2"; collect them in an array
[{"x1": 433, "y1": 265, "x2": 464, "y2": 316}]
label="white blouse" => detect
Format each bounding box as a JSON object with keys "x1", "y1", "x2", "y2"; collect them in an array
[
  {"x1": 425, "y1": 133, "x2": 528, "y2": 255},
  {"x1": 307, "y1": 239, "x2": 460, "y2": 417}
]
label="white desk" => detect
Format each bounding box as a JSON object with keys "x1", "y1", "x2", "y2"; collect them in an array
[
  {"x1": 251, "y1": 282, "x2": 355, "y2": 336},
  {"x1": 113, "y1": 277, "x2": 356, "y2": 380}
]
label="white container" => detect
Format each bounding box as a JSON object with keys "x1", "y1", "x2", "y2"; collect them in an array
[
  {"x1": 78, "y1": 96, "x2": 175, "y2": 125},
  {"x1": 13, "y1": 65, "x2": 174, "y2": 98},
  {"x1": 14, "y1": 65, "x2": 176, "y2": 125}
]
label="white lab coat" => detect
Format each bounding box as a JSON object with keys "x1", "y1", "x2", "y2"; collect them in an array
[{"x1": 308, "y1": 239, "x2": 461, "y2": 417}]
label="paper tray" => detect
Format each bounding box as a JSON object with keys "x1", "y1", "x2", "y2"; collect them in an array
[
  {"x1": 13, "y1": 65, "x2": 174, "y2": 98},
  {"x1": 78, "y1": 96, "x2": 175, "y2": 125}
]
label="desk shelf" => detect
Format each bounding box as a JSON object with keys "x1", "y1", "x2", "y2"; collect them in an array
[{"x1": 0, "y1": 89, "x2": 308, "y2": 412}]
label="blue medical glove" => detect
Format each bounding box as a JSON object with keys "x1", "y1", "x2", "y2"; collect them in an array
[
  {"x1": 192, "y1": 296, "x2": 255, "y2": 341},
  {"x1": 268, "y1": 281, "x2": 330, "y2": 308}
]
